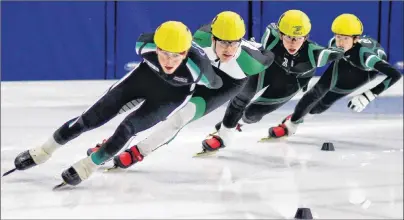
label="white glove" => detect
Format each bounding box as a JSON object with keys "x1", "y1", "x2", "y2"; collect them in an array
[
  {"x1": 247, "y1": 37, "x2": 263, "y2": 48},
  {"x1": 348, "y1": 90, "x2": 377, "y2": 112}
]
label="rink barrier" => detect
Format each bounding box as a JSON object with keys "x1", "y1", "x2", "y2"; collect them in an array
[{"x1": 1, "y1": 1, "x2": 403, "y2": 81}]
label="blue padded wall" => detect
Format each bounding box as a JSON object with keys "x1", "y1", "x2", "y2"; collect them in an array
[{"x1": 1, "y1": 1, "x2": 402, "y2": 81}]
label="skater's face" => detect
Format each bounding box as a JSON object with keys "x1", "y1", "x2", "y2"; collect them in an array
[
  {"x1": 213, "y1": 37, "x2": 241, "y2": 62},
  {"x1": 157, "y1": 48, "x2": 187, "y2": 74},
  {"x1": 335, "y1": 34, "x2": 358, "y2": 52},
  {"x1": 281, "y1": 34, "x2": 306, "y2": 55}
]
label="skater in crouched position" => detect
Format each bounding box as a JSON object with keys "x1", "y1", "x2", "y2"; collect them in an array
[
  {"x1": 268, "y1": 13, "x2": 402, "y2": 139},
  {"x1": 5, "y1": 21, "x2": 222, "y2": 187},
  {"x1": 203, "y1": 9, "x2": 346, "y2": 150},
  {"x1": 87, "y1": 11, "x2": 275, "y2": 168}
]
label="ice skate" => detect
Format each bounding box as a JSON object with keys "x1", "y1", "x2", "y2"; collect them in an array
[
  {"x1": 54, "y1": 156, "x2": 98, "y2": 190},
  {"x1": 3, "y1": 137, "x2": 60, "y2": 177},
  {"x1": 196, "y1": 124, "x2": 234, "y2": 157},
  {"x1": 104, "y1": 145, "x2": 144, "y2": 171},
  {"x1": 260, "y1": 115, "x2": 301, "y2": 142}
]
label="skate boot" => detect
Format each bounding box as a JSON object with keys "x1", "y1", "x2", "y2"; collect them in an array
[
  {"x1": 86, "y1": 139, "x2": 108, "y2": 156},
  {"x1": 14, "y1": 146, "x2": 52, "y2": 171},
  {"x1": 112, "y1": 145, "x2": 144, "y2": 169},
  {"x1": 194, "y1": 135, "x2": 225, "y2": 157},
  {"x1": 13, "y1": 136, "x2": 62, "y2": 171},
  {"x1": 196, "y1": 125, "x2": 234, "y2": 157},
  {"x1": 202, "y1": 135, "x2": 225, "y2": 152},
  {"x1": 267, "y1": 115, "x2": 302, "y2": 139},
  {"x1": 2, "y1": 137, "x2": 62, "y2": 177},
  {"x1": 61, "y1": 156, "x2": 98, "y2": 186}
]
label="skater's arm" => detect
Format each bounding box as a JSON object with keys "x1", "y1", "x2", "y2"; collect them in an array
[
  {"x1": 369, "y1": 60, "x2": 402, "y2": 96},
  {"x1": 261, "y1": 23, "x2": 280, "y2": 51},
  {"x1": 187, "y1": 42, "x2": 223, "y2": 89},
  {"x1": 193, "y1": 24, "x2": 213, "y2": 48},
  {"x1": 346, "y1": 59, "x2": 402, "y2": 113},
  {"x1": 309, "y1": 42, "x2": 345, "y2": 68},
  {"x1": 136, "y1": 33, "x2": 156, "y2": 55},
  {"x1": 188, "y1": 24, "x2": 224, "y2": 89},
  {"x1": 238, "y1": 41, "x2": 275, "y2": 76},
  {"x1": 358, "y1": 43, "x2": 402, "y2": 96},
  {"x1": 346, "y1": 39, "x2": 401, "y2": 112}
]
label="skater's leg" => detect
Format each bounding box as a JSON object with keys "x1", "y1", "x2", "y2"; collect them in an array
[
  {"x1": 243, "y1": 100, "x2": 290, "y2": 124},
  {"x1": 110, "y1": 100, "x2": 198, "y2": 170},
  {"x1": 59, "y1": 100, "x2": 187, "y2": 185},
  {"x1": 11, "y1": 68, "x2": 145, "y2": 172},
  {"x1": 309, "y1": 91, "x2": 346, "y2": 114},
  {"x1": 90, "y1": 100, "x2": 185, "y2": 165},
  {"x1": 199, "y1": 76, "x2": 259, "y2": 152},
  {"x1": 221, "y1": 75, "x2": 259, "y2": 129},
  {"x1": 204, "y1": 78, "x2": 298, "y2": 150},
  {"x1": 266, "y1": 92, "x2": 346, "y2": 139},
  {"x1": 112, "y1": 76, "x2": 246, "y2": 168},
  {"x1": 53, "y1": 83, "x2": 143, "y2": 147},
  {"x1": 112, "y1": 72, "x2": 248, "y2": 168}
]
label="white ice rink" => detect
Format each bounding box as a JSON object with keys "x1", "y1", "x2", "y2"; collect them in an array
[{"x1": 1, "y1": 77, "x2": 403, "y2": 219}]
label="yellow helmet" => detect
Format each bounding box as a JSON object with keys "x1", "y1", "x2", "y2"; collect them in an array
[
  {"x1": 331, "y1": 14, "x2": 363, "y2": 36},
  {"x1": 154, "y1": 21, "x2": 192, "y2": 53},
  {"x1": 211, "y1": 11, "x2": 246, "y2": 41},
  {"x1": 278, "y1": 10, "x2": 311, "y2": 37}
]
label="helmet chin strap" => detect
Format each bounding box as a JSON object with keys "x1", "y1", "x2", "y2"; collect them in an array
[
  {"x1": 211, "y1": 40, "x2": 222, "y2": 69},
  {"x1": 213, "y1": 40, "x2": 220, "y2": 62}
]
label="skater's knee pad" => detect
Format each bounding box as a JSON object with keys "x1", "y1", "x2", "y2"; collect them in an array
[
  {"x1": 116, "y1": 121, "x2": 136, "y2": 140},
  {"x1": 222, "y1": 98, "x2": 249, "y2": 129},
  {"x1": 231, "y1": 96, "x2": 250, "y2": 110},
  {"x1": 53, "y1": 117, "x2": 87, "y2": 145},
  {"x1": 242, "y1": 111, "x2": 262, "y2": 124}
]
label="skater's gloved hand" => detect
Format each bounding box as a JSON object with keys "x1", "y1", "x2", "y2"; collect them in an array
[
  {"x1": 247, "y1": 37, "x2": 263, "y2": 49},
  {"x1": 348, "y1": 90, "x2": 377, "y2": 112}
]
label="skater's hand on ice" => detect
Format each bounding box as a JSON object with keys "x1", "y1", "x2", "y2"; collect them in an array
[{"x1": 348, "y1": 90, "x2": 376, "y2": 112}]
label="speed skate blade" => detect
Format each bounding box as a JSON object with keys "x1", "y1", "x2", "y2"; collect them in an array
[
  {"x1": 2, "y1": 168, "x2": 17, "y2": 177},
  {"x1": 258, "y1": 136, "x2": 287, "y2": 143},
  {"x1": 52, "y1": 181, "x2": 67, "y2": 191},
  {"x1": 193, "y1": 150, "x2": 218, "y2": 158},
  {"x1": 104, "y1": 165, "x2": 119, "y2": 172}
]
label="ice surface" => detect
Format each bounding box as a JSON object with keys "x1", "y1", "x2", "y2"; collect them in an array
[{"x1": 1, "y1": 78, "x2": 403, "y2": 219}]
